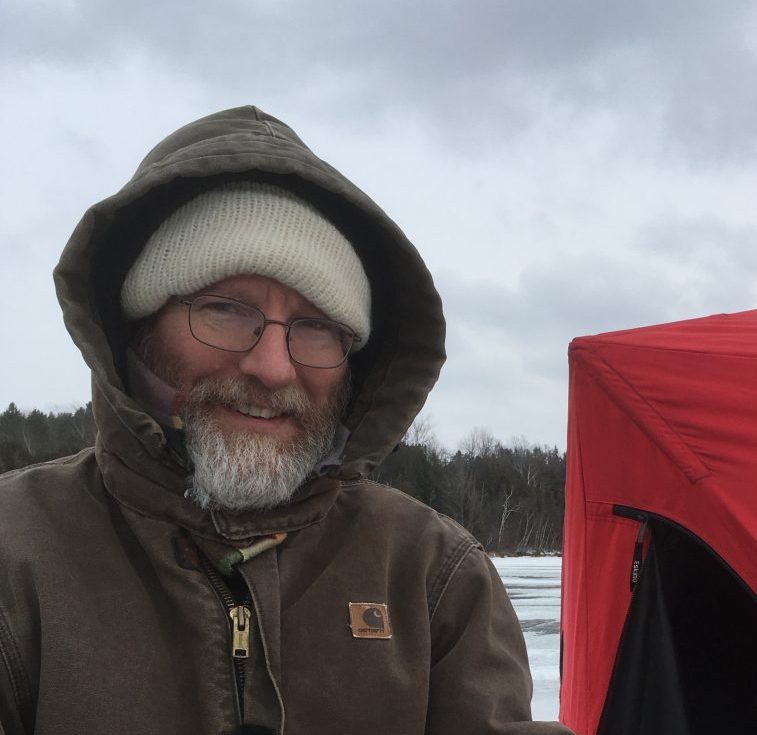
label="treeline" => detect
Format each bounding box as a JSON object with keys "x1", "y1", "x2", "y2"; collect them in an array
[
  {"x1": 0, "y1": 402, "x2": 96, "y2": 472},
  {"x1": 0, "y1": 404, "x2": 565, "y2": 554},
  {"x1": 371, "y1": 423, "x2": 565, "y2": 554}
]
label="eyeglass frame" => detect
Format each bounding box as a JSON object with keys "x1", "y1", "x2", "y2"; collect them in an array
[{"x1": 177, "y1": 293, "x2": 361, "y2": 369}]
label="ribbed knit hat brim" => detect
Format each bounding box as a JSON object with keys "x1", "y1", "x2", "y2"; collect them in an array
[{"x1": 120, "y1": 181, "x2": 371, "y2": 345}]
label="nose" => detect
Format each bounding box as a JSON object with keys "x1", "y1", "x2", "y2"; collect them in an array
[{"x1": 236, "y1": 323, "x2": 297, "y2": 389}]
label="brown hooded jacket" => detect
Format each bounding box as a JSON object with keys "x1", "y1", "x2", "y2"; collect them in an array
[{"x1": 0, "y1": 106, "x2": 573, "y2": 734}]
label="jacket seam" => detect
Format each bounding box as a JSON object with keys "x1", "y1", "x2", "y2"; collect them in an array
[
  {"x1": 340, "y1": 480, "x2": 481, "y2": 622},
  {"x1": 0, "y1": 446, "x2": 93, "y2": 483},
  {"x1": 341, "y1": 480, "x2": 467, "y2": 529},
  {"x1": 0, "y1": 604, "x2": 32, "y2": 724},
  {"x1": 142, "y1": 146, "x2": 339, "y2": 180},
  {"x1": 427, "y1": 539, "x2": 477, "y2": 621}
]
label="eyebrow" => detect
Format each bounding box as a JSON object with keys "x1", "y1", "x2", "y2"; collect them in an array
[
  {"x1": 191, "y1": 289, "x2": 263, "y2": 306},
  {"x1": 195, "y1": 288, "x2": 249, "y2": 300},
  {"x1": 193, "y1": 290, "x2": 329, "y2": 320}
]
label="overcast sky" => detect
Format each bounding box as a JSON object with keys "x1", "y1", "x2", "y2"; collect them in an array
[{"x1": 3, "y1": 0, "x2": 757, "y2": 451}]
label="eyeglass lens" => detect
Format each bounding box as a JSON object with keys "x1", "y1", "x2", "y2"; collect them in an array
[{"x1": 187, "y1": 295, "x2": 353, "y2": 368}]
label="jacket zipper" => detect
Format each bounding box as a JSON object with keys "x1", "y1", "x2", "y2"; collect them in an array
[{"x1": 199, "y1": 552, "x2": 251, "y2": 722}]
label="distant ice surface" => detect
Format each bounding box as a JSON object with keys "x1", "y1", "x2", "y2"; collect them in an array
[{"x1": 492, "y1": 555, "x2": 561, "y2": 722}]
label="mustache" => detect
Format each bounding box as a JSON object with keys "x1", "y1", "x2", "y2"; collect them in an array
[{"x1": 183, "y1": 376, "x2": 311, "y2": 417}]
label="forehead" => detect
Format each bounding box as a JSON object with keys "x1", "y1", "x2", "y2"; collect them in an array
[{"x1": 196, "y1": 274, "x2": 325, "y2": 316}]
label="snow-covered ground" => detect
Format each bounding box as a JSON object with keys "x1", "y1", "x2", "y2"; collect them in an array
[{"x1": 492, "y1": 555, "x2": 561, "y2": 722}]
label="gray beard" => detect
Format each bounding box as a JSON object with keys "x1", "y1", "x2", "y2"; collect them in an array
[{"x1": 181, "y1": 376, "x2": 346, "y2": 513}]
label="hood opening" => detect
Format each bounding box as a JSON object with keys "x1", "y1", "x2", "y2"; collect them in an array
[
  {"x1": 56, "y1": 106, "x2": 445, "y2": 484},
  {"x1": 90, "y1": 171, "x2": 399, "y2": 443}
]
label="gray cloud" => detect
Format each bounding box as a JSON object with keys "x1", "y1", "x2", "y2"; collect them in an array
[
  {"x1": 437, "y1": 215, "x2": 757, "y2": 381},
  {"x1": 5, "y1": 1, "x2": 757, "y2": 160},
  {"x1": 425, "y1": 212, "x2": 757, "y2": 449},
  {"x1": 4, "y1": 2, "x2": 757, "y2": 450}
]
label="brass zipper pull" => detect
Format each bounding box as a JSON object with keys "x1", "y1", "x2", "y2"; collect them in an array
[{"x1": 230, "y1": 605, "x2": 252, "y2": 658}]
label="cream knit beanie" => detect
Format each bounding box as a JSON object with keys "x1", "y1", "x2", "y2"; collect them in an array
[{"x1": 120, "y1": 181, "x2": 371, "y2": 346}]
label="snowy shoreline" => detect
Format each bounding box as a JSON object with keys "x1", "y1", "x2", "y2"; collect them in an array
[{"x1": 491, "y1": 555, "x2": 562, "y2": 722}]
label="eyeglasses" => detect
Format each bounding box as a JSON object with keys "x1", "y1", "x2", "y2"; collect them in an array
[{"x1": 178, "y1": 294, "x2": 360, "y2": 369}]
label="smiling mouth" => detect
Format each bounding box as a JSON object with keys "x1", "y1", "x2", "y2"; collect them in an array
[{"x1": 228, "y1": 403, "x2": 287, "y2": 420}]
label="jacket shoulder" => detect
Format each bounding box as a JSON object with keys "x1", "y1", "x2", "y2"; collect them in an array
[
  {"x1": 0, "y1": 448, "x2": 107, "y2": 548},
  {"x1": 339, "y1": 478, "x2": 479, "y2": 548},
  {"x1": 336, "y1": 479, "x2": 483, "y2": 612},
  {"x1": 0, "y1": 446, "x2": 100, "y2": 493}
]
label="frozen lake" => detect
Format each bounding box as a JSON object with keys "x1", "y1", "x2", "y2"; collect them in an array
[{"x1": 492, "y1": 555, "x2": 561, "y2": 722}]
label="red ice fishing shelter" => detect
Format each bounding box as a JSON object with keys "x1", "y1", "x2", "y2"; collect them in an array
[{"x1": 559, "y1": 310, "x2": 757, "y2": 735}]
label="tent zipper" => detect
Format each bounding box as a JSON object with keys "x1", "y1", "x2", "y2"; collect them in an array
[
  {"x1": 199, "y1": 552, "x2": 251, "y2": 722},
  {"x1": 630, "y1": 518, "x2": 648, "y2": 591},
  {"x1": 613, "y1": 504, "x2": 756, "y2": 599},
  {"x1": 612, "y1": 506, "x2": 649, "y2": 592}
]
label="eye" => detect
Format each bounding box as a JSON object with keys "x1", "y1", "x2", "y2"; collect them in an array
[
  {"x1": 196, "y1": 298, "x2": 247, "y2": 315},
  {"x1": 299, "y1": 318, "x2": 329, "y2": 332},
  {"x1": 296, "y1": 318, "x2": 342, "y2": 335},
  {"x1": 293, "y1": 319, "x2": 353, "y2": 347}
]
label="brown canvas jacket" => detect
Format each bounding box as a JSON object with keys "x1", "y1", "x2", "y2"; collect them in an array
[{"x1": 0, "y1": 107, "x2": 573, "y2": 734}]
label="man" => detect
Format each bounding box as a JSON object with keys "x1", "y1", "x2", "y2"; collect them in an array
[{"x1": 0, "y1": 106, "x2": 572, "y2": 734}]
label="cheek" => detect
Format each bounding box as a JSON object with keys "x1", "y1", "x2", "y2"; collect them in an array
[
  {"x1": 148, "y1": 318, "x2": 213, "y2": 386},
  {"x1": 300, "y1": 366, "x2": 349, "y2": 406},
  {"x1": 165, "y1": 344, "x2": 230, "y2": 387}
]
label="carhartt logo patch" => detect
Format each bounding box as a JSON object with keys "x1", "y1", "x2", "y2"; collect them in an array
[{"x1": 348, "y1": 602, "x2": 392, "y2": 639}]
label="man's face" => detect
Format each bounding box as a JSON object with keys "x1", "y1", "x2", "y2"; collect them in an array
[
  {"x1": 143, "y1": 274, "x2": 351, "y2": 512},
  {"x1": 150, "y1": 274, "x2": 350, "y2": 442}
]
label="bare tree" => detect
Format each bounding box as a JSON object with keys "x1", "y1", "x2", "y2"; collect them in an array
[
  {"x1": 496, "y1": 484, "x2": 521, "y2": 549},
  {"x1": 516, "y1": 511, "x2": 558, "y2": 555},
  {"x1": 460, "y1": 427, "x2": 497, "y2": 458}
]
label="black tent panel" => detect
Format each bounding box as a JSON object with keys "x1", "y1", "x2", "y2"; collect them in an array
[{"x1": 598, "y1": 519, "x2": 757, "y2": 735}]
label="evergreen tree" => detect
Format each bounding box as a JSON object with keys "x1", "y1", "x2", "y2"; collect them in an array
[{"x1": 1, "y1": 406, "x2": 566, "y2": 553}]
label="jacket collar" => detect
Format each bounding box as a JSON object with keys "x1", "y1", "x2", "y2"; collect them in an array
[{"x1": 93, "y1": 385, "x2": 344, "y2": 542}]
